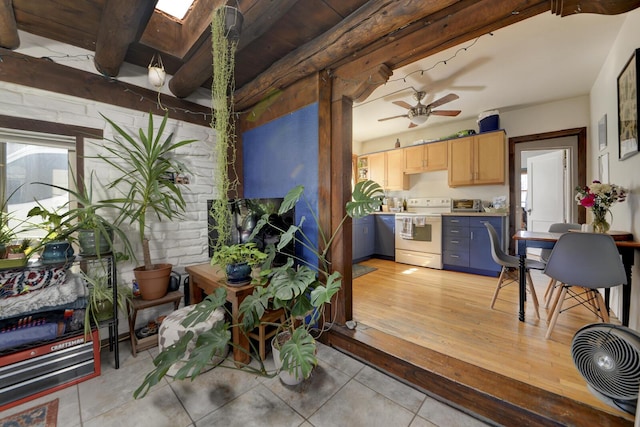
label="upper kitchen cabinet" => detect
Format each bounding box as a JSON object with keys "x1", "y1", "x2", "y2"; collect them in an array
[
  {"x1": 359, "y1": 150, "x2": 408, "y2": 191},
  {"x1": 403, "y1": 141, "x2": 448, "y2": 174},
  {"x1": 447, "y1": 131, "x2": 505, "y2": 187}
]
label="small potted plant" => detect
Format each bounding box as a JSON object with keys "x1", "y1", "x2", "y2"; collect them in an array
[
  {"x1": 82, "y1": 270, "x2": 132, "y2": 340},
  {"x1": 31, "y1": 172, "x2": 134, "y2": 259},
  {"x1": 211, "y1": 242, "x2": 268, "y2": 285},
  {"x1": 26, "y1": 204, "x2": 76, "y2": 263}
]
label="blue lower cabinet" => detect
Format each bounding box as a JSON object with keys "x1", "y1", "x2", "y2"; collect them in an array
[
  {"x1": 443, "y1": 215, "x2": 505, "y2": 277},
  {"x1": 353, "y1": 215, "x2": 374, "y2": 262},
  {"x1": 374, "y1": 214, "x2": 395, "y2": 260}
]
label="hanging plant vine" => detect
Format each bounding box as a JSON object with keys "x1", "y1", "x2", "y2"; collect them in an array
[{"x1": 209, "y1": 6, "x2": 241, "y2": 253}]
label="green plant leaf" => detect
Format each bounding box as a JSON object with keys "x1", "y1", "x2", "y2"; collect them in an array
[
  {"x1": 346, "y1": 180, "x2": 384, "y2": 218},
  {"x1": 173, "y1": 323, "x2": 231, "y2": 381},
  {"x1": 133, "y1": 330, "x2": 194, "y2": 399},
  {"x1": 279, "y1": 328, "x2": 317, "y2": 380},
  {"x1": 238, "y1": 286, "x2": 270, "y2": 331},
  {"x1": 269, "y1": 265, "x2": 316, "y2": 301},
  {"x1": 182, "y1": 288, "x2": 227, "y2": 328},
  {"x1": 278, "y1": 185, "x2": 304, "y2": 215},
  {"x1": 310, "y1": 271, "x2": 342, "y2": 307}
]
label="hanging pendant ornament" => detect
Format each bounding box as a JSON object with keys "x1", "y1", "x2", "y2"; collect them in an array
[
  {"x1": 148, "y1": 54, "x2": 168, "y2": 111},
  {"x1": 148, "y1": 53, "x2": 166, "y2": 88}
]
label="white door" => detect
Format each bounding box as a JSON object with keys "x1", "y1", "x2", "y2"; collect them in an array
[{"x1": 526, "y1": 150, "x2": 567, "y2": 232}]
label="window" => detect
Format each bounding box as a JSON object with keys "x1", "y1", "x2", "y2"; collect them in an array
[
  {"x1": 0, "y1": 115, "x2": 102, "y2": 244},
  {"x1": 1, "y1": 129, "x2": 76, "y2": 240}
]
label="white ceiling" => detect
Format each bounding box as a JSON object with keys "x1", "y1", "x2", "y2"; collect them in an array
[{"x1": 352, "y1": 11, "x2": 627, "y2": 142}]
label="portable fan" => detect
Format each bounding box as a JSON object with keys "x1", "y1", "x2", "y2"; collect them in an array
[{"x1": 571, "y1": 323, "x2": 640, "y2": 414}]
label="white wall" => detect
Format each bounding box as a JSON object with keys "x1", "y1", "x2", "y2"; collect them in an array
[
  {"x1": 0, "y1": 81, "x2": 216, "y2": 331},
  {"x1": 357, "y1": 95, "x2": 590, "y2": 208},
  {"x1": 590, "y1": 8, "x2": 640, "y2": 330}
]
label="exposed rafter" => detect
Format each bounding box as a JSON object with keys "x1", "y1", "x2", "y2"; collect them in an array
[
  {"x1": 169, "y1": 0, "x2": 297, "y2": 98},
  {"x1": 94, "y1": 0, "x2": 159, "y2": 77},
  {"x1": 0, "y1": 0, "x2": 19, "y2": 49}
]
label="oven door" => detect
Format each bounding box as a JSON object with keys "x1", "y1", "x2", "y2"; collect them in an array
[{"x1": 394, "y1": 215, "x2": 442, "y2": 254}]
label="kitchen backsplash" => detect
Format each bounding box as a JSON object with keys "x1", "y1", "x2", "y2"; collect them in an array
[{"x1": 383, "y1": 170, "x2": 510, "y2": 209}]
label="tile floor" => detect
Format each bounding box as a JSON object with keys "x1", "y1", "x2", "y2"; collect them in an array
[{"x1": 2, "y1": 340, "x2": 492, "y2": 427}]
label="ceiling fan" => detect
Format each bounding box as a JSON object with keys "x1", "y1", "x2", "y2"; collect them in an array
[{"x1": 378, "y1": 91, "x2": 461, "y2": 128}]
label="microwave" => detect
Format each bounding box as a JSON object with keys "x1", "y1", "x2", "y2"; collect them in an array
[{"x1": 451, "y1": 199, "x2": 483, "y2": 212}]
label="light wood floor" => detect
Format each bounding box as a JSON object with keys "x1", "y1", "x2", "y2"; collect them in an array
[{"x1": 352, "y1": 258, "x2": 633, "y2": 421}]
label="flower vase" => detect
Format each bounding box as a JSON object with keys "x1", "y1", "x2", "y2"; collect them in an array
[{"x1": 592, "y1": 209, "x2": 610, "y2": 233}]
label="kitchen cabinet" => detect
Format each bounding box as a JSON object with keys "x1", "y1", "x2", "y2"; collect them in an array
[
  {"x1": 358, "y1": 150, "x2": 408, "y2": 190},
  {"x1": 442, "y1": 215, "x2": 506, "y2": 276},
  {"x1": 374, "y1": 214, "x2": 395, "y2": 259},
  {"x1": 447, "y1": 131, "x2": 505, "y2": 187},
  {"x1": 353, "y1": 215, "x2": 375, "y2": 262},
  {"x1": 403, "y1": 141, "x2": 448, "y2": 174}
]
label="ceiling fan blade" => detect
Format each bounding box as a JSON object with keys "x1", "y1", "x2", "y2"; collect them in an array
[
  {"x1": 431, "y1": 109, "x2": 461, "y2": 117},
  {"x1": 427, "y1": 93, "x2": 459, "y2": 109},
  {"x1": 392, "y1": 100, "x2": 413, "y2": 110},
  {"x1": 408, "y1": 122, "x2": 418, "y2": 129},
  {"x1": 378, "y1": 114, "x2": 408, "y2": 122}
]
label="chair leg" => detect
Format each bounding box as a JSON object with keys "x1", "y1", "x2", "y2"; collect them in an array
[
  {"x1": 593, "y1": 290, "x2": 610, "y2": 322},
  {"x1": 543, "y1": 278, "x2": 558, "y2": 309},
  {"x1": 546, "y1": 286, "x2": 568, "y2": 339},
  {"x1": 526, "y1": 271, "x2": 540, "y2": 319},
  {"x1": 490, "y1": 266, "x2": 508, "y2": 309}
]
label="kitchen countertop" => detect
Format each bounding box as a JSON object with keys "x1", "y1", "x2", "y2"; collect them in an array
[{"x1": 442, "y1": 212, "x2": 508, "y2": 217}]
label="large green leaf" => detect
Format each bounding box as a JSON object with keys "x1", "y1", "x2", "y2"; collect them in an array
[
  {"x1": 269, "y1": 265, "x2": 316, "y2": 301},
  {"x1": 238, "y1": 286, "x2": 271, "y2": 331},
  {"x1": 182, "y1": 288, "x2": 227, "y2": 328},
  {"x1": 346, "y1": 180, "x2": 384, "y2": 218},
  {"x1": 310, "y1": 271, "x2": 342, "y2": 307},
  {"x1": 278, "y1": 185, "x2": 304, "y2": 215},
  {"x1": 279, "y1": 328, "x2": 318, "y2": 380}
]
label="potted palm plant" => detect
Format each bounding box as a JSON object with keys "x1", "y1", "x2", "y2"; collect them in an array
[
  {"x1": 133, "y1": 180, "x2": 383, "y2": 397},
  {"x1": 96, "y1": 112, "x2": 197, "y2": 300}
]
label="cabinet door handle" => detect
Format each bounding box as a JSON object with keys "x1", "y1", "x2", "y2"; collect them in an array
[
  {"x1": 451, "y1": 230, "x2": 459, "y2": 233},
  {"x1": 451, "y1": 240, "x2": 459, "y2": 244},
  {"x1": 470, "y1": 231, "x2": 474, "y2": 239},
  {"x1": 450, "y1": 254, "x2": 460, "y2": 258},
  {"x1": 450, "y1": 219, "x2": 460, "y2": 223}
]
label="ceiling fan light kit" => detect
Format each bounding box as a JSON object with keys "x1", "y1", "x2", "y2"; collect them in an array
[{"x1": 378, "y1": 90, "x2": 461, "y2": 128}]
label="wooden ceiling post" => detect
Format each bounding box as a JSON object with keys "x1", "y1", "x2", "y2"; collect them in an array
[
  {"x1": 0, "y1": 0, "x2": 19, "y2": 49},
  {"x1": 94, "y1": 0, "x2": 159, "y2": 77}
]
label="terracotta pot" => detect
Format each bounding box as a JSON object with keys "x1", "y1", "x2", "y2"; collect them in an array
[{"x1": 134, "y1": 263, "x2": 172, "y2": 300}]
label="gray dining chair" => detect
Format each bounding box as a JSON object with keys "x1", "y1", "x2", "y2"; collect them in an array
[
  {"x1": 484, "y1": 222, "x2": 545, "y2": 319},
  {"x1": 541, "y1": 223, "x2": 581, "y2": 308},
  {"x1": 543, "y1": 232, "x2": 626, "y2": 339}
]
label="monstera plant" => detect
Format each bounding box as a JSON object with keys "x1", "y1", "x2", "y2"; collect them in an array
[{"x1": 134, "y1": 179, "x2": 383, "y2": 397}]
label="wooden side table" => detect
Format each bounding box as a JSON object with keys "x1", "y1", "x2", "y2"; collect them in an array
[
  {"x1": 185, "y1": 263, "x2": 254, "y2": 364},
  {"x1": 128, "y1": 291, "x2": 182, "y2": 356}
]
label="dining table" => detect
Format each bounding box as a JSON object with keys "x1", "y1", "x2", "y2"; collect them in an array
[{"x1": 513, "y1": 230, "x2": 640, "y2": 325}]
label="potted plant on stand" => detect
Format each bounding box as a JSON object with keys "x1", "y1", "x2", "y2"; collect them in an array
[
  {"x1": 96, "y1": 112, "x2": 197, "y2": 300},
  {"x1": 31, "y1": 172, "x2": 134, "y2": 259},
  {"x1": 82, "y1": 270, "x2": 133, "y2": 339},
  {"x1": 133, "y1": 180, "x2": 383, "y2": 397},
  {"x1": 211, "y1": 242, "x2": 268, "y2": 285},
  {"x1": 26, "y1": 204, "x2": 76, "y2": 263}
]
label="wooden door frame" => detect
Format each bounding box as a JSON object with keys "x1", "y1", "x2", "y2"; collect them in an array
[{"x1": 508, "y1": 127, "x2": 587, "y2": 253}]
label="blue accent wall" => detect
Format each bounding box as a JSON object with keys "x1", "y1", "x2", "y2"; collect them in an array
[{"x1": 242, "y1": 103, "x2": 319, "y2": 265}]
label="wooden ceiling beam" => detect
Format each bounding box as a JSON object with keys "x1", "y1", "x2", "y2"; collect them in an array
[
  {"x1": 169, "y1": 0, "x2": 297, "y2": 99},
  {"x1": 0, "y1": 0, "x2": 20, "y2": 49},
  {"x1": 94, "y1": 0, "x2": 158, "y2": 77},
  {"x1": 233, "y1": 0, "x2": 465, "y2": 110},
  {"x1": 552, "y1": 0, "x2": 640, "y2": 16}
]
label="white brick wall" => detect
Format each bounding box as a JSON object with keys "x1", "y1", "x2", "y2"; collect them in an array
[{"x1": 1, "y1": 81, "x2": 219, "y2": 333}]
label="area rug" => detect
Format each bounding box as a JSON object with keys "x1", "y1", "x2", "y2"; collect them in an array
[
  {"x1": 0, "y1": 399, "x2": 58, "y2": 427},
  {"x1": 353, "y1": 264, "x2": 377, "y2": 279}
]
